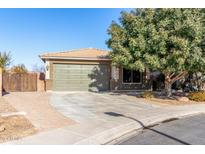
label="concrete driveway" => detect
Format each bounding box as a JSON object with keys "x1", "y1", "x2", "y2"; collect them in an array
[
  {"x1": 49, "y1": 92, "x2": 160, "y2": 124},
  {"x1": 4, "y1": 92, "x2": 205, "y2": 145}
]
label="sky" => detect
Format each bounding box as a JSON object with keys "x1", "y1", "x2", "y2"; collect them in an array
[{"x1": 0, "y1": 8, "x2": 131, "y2": 70}]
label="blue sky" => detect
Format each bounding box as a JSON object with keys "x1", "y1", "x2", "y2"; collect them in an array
[{"x1": 0, "y1": 8, "x2": 131, "y2": 70}]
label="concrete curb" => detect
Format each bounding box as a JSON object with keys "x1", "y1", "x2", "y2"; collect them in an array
[{"x1": 75, "y1": 111, "x2": 205, "y2": 145}]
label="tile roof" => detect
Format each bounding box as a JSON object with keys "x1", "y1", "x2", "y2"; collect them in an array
[{"x1": 40, "y1": 48, "x2": 110, "y2": 60}]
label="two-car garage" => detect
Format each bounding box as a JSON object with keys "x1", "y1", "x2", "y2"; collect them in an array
[{"x1": 53, "y1": 63, "x2": 110, "y2": 91}]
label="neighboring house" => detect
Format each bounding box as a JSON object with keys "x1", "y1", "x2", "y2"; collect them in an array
[{"x1": 40, "y1": 48, "x2": 151, "y2": 91}]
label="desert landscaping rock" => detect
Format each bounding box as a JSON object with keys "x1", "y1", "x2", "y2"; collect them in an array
[
  {"x1": 176, "y1": 97, "x2": 190, "y2": 102},
  {"x1": 0, "y1": 125, "x2": 5, "y2": 132},
  {"x1": 0, "y1": 112, "x2": 27, "y2": 117}
]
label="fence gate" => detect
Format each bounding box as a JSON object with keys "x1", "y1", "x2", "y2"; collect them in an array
[{"x1": 2, "y1": 73, "x2": 37, "y2": 92}]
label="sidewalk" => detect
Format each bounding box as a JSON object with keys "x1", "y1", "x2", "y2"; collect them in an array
[{"x1": 4, "y1": 104, "x2": 205, "y2": 145}]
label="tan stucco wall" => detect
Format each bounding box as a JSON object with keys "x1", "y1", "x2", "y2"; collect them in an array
[{"x1": 110, "y1": 67, "x2": 151, "y2": 91}]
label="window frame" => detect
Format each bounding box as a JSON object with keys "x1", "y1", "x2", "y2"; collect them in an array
[{"x1": 122, "y1": 68, "x2": 142, "y2": 84}]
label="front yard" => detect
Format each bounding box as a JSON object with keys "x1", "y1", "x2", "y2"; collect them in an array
[
  {"x1": 0, "y1": 92, "x2": 75, "y2": 143},
  {"x1": 139, "y1": 96, "x2": 205, "y2": 106},
  {"x1": 135, "y1": 91, "x2": 205, "y2": 106},
  {"x1": 0, "y1": 97, "x2": 36, "y2": 143}
]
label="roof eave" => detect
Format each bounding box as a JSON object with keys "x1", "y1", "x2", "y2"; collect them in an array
[{"x1": 40, "y1": 56, "x2": 111, "y2": 61}]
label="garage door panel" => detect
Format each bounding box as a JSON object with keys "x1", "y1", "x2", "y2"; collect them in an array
[
  {"x1": 55, "y1": 65, "x2": 80, "y2": 68},
  {"x1": 53, "y1": 84, "x2": 90, "y2": 90},
  {"x1": 54, "y1": 75, "x2": 91, "y2": 80},
  {"x1": 54, "y1": 79, "x2": 94, "y2": 84},
  {"x1": 53, "y1": 64, "x2": 109, "y2": 91},
  {"x1": 55, "y1": 70, "x2": 82, "y2": 74},
  {"x1": 54, "y1": 80, "x2": 81, "y2": 84},
  {"x1": 54, "y1": 76, "x2": 83, "y2": 80}
]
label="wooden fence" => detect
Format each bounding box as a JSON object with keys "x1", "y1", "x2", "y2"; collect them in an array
[{"x1": 2, "y1": 73, "x2": 38, "y2": 92}]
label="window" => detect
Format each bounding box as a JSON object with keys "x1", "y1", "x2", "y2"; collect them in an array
[
  {"x1": 123, "y1": 68, "x2": 141, "y2": 83},
  {"x1": 123, "y1": 69, "x2": 131, "y2": 83},
  {"x1": 133, "y1": 70, "x2": 141, "y2": 83}
]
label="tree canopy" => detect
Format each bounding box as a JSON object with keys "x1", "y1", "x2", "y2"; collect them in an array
[
  {"x1": 0, "y1": 51, "x2": 12, "y2": 71},
  {"x1": 107, "y1": 9, "x2": 205, "y2": 96},
  {"x1": 10, "y1": 64, "x2": 28, "y2": 74}
]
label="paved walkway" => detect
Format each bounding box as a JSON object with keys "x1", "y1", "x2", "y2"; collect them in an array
[
  {"x1": 119, "y1": 114, "x2": 205, "y2": 145},
  {"x1": 3, "y1": 92, "x2": 205, "y2": 144},
  {"x1": 3, "y1": 92, "x2": 75, "y2": 132}
]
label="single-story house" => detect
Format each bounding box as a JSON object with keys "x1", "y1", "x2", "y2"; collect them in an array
[{"x1": 40, "y1": 48, "x2": 151, "y2": 91}]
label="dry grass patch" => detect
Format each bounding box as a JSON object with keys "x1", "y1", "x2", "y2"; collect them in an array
[
  {"x1": 0, "y1": 116, "x2": 36, "y2": 143},
  {"x1": 143, "y1": 97, "x2": 200, "y2": 106},
  {"x1": 0, "y1": 98, "x2": 36, "y2": 143},
  {"x1": 142, "y1": 91, "x2": 154, "y2": 99},
  {"x1": 189, "y1": 91, "x2": 205, "y2": 102}
]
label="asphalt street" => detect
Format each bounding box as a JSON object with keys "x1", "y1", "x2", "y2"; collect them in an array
[{"x1": 118, "y1": 114, "x2": 205, "y2": 145}]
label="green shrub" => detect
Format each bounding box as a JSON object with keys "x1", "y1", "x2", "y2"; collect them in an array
[
  {"x1": 142, "y1": 91, "x2": 154, "y2": 99},
  {"x1": 189, "y1": 91, "x2": 205, "y2": 102}
]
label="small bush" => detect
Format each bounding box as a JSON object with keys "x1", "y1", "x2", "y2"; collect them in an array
[
  {"x1": 189, "y1": 91, "x2": 205, "y2": 102},
  {"x1": 142, "y1": 91, "x2": 154, "y2": 99}
]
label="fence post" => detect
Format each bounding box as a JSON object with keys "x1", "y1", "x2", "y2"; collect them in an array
[
  {"x1": 37, "y1": 72, "x2": 45, "y2": 92},
  {"x1": 0, "y1": 68, "x2": 2, "y2": 96}
]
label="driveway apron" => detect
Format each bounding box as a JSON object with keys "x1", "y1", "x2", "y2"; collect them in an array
[{"x1": 49, "y1": 92, "x2": 160, "y2": 124}]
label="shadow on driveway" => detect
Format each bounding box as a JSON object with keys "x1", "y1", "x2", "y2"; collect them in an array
[{"x1": 104, "y1": 112, "x2": 190, "y2": 145}]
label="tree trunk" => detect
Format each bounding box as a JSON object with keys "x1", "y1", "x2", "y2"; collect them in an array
[
  {"x1": 194, "y1": 72, "x2": 202, "y2": 91},
  {"x1": 165, "y1": 80, "x2": 172, "y2": 97},
  {"x1": 163, "y1": 71, "x2": 188, "y2": 97},
  {"x1": 164, "y1": 75, "x2": 172, "y2": 97}
]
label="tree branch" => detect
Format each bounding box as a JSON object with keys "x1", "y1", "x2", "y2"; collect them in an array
[
  {"x1": 171, "y1": 71, "x2": 188, "y2": 83},
  {"x1": 170, "y1": 73, "x2": 175, "y2": 78}
]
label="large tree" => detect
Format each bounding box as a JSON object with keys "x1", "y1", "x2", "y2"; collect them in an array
[{"x1": 107, "y1": 9, "x2": 205, "y2": 96}]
